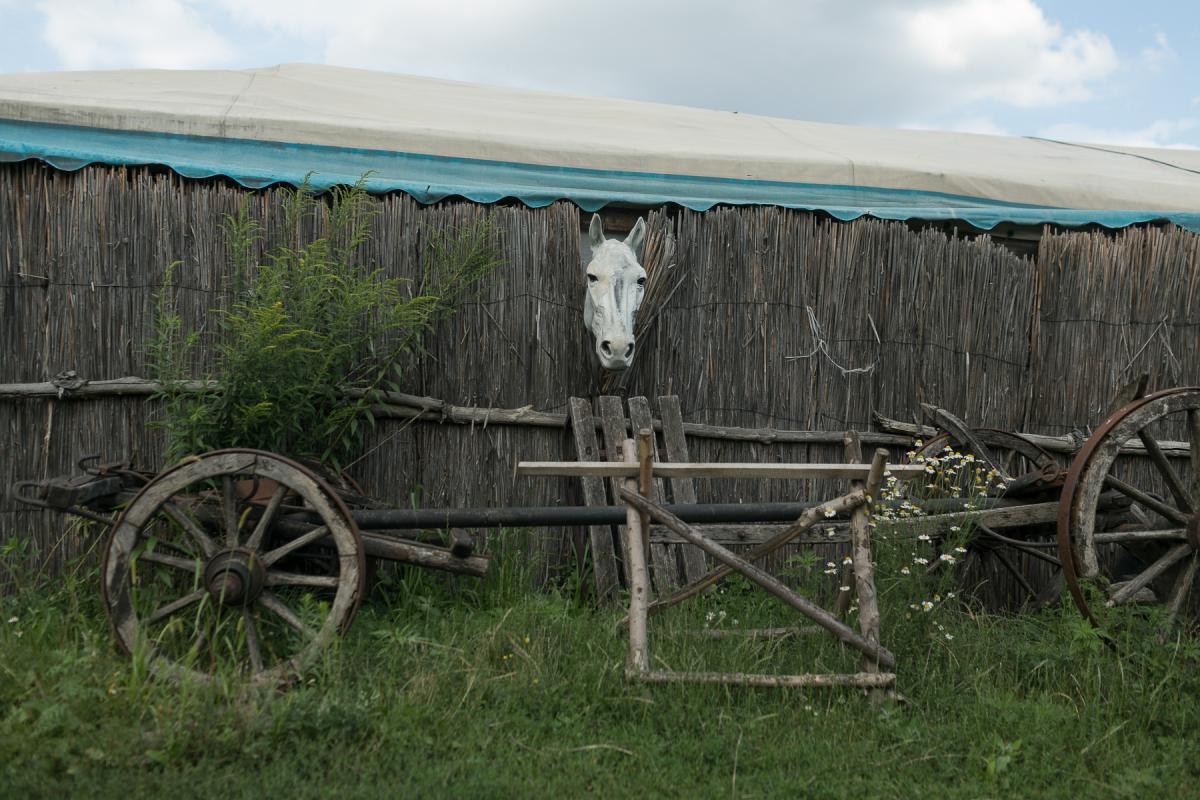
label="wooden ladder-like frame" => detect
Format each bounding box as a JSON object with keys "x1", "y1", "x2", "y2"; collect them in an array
[{"x1": 520, "y1": 427, "x2": 921, "y2": 692}]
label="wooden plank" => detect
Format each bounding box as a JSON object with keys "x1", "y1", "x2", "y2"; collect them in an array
[
  {"x1": 596, "y1": 397, "x2": 630, "y2": 498},
  {"x1": 568, "y1": 397, "x2": 620, "y2": 601},
  {"x1": 516, "y1": 462, "x2": 928, "y2": 479},
  {"x1": 657, "y1": 395, "x2": 707, "y2": 582},
  {"x1": 628, "y1": 396, "x2": 678, "y2": 591},
  {"x1": 596, "y1": 396, "x2": 634, "y2": 607}
]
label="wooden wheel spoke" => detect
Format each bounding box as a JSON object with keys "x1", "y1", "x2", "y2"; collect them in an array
[
  {"x1": 266, "y1": 570, "x2": 340, "y2": 589},
  {"x1": 222, "y1": 476, "x2": 240, "y2": 547},
  {"x1": 244, "y1": 483, "x2": 288, "y2": 552},
  {"x1": 145, "y1": 589, "x2": 206, "y2": 626},
  {"x1": 1093, "y1": 528, "x2": 1187, "y2": 544},
  {"x1": 1103, "y1": 474, "x2": 1191, "y2": 526},
  {"x1": 138, "y1": 549, "x2": 202, "y2": 574},
  {"x1": 161, "y1": 502, "x2": 219, "y2": 557},
  {"x1": 1137, "y1": 430, "x2": 1193, "y2": 513},
  {"x1": 242, "y1": 607, "x2": 265, "y2": 673},
  {"x1": 261, "y1": 525, "x2": 330, "y2": 567},
  {"x1": 258, "y1": 591, "x2": 316, "y2": 638},
  {"x1": 1106, "y1": 543, "x2": 1193, "y2": 607}
]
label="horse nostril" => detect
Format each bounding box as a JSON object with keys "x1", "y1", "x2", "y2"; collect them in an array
[
  {"x1": 625, "y1": 343, "x2": 634, "y2": 358},
  {"x1": 601, "y1": 340, "x2": 612, "y2": 355}
]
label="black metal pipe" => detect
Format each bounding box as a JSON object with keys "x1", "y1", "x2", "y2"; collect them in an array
[{"x1": 338, "y1": 496, "x2": 1021, "y2": 531}]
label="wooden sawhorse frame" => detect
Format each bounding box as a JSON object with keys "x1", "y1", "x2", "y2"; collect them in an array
[{"x1": 519, "y1": 433, "x2": 922, "y2": 691}]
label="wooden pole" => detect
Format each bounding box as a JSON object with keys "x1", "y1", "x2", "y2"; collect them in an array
[
  {"x1": 835, "y1": 432, "x2": 865, "y2": 619},
  {"x1": 619, "y1": 488, "x2": 896, "y2": 670},
  {"x1": 850, "y1": 448, "x2": 888, "y2": 686},
  {"x1": 621, "y1": 439, "x2": 650, "y2": 676}
]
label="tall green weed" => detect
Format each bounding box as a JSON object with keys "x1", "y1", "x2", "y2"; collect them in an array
[{"x1": 149, "y1": 180, "x2": 501, "y2": 468}]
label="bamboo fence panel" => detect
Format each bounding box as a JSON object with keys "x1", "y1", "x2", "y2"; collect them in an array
[{"x1": 4, "y1": 161, "x2": 1200, "y2": 605}]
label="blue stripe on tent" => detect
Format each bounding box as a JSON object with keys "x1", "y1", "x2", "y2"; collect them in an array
[{"x1": 2, "y1": 119, "x2": 1197, "y2": 232}]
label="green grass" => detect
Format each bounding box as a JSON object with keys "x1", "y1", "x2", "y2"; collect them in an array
[{"x1": 2, "y1": 542, "x2": 1199, "y2": 799}]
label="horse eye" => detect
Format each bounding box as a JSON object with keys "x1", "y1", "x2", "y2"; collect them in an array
[
  {"x1": 637, "y1": 277, "x2": 646, "y2": 286},
  {"x1": 587, "y1": 274, "x2": 598, "y2": 283}
]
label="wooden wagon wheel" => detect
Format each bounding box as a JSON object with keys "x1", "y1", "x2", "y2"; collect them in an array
[
  {"x1": 911, "y1": 428, "x2": 1064, "y2": 605},
  {"x1": 1057, "y1": 387, "x2": 1200, "y2": 627},
  {"x1": 916, "y1": 427, "x2": 1061, "y2": 497},
  {"x1": 101, "y1": 449, "x2": 365, "y2": 687}
]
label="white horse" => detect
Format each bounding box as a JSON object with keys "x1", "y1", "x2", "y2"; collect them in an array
[{"x1": 584, "y1": 214, "x2": 647, "y2": 370}]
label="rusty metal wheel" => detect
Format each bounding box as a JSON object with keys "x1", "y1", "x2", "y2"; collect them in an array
[
  {"x1": 101, "y1": 449, "x2": 365, "y2": 687},
  {"x1": 1058, "y1": 388, "x2": 1200, "y2": 626}
]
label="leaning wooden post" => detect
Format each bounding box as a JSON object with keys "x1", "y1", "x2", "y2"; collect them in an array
[
  {"x1": 851, "y1": 447, "x2": 889, "y2": 692},
  {"x1": 834, "y1": 432, "x2": 865, "y2": 619},
  {"x1": 622, "y1": 439, "x2": 651, "y2": 676}
]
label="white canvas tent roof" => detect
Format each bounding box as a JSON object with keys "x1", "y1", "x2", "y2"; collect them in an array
[{"x1": 0, "y1": 63, "x2": 1197, "y2": 231}]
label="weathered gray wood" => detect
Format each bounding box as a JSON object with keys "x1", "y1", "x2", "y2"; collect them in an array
[
  {"x1": 621, "y1": 440, "x2": 650, "y2": 676},
  {"x1": 629, "y1": 398, "x2": 678, "y2": 591},
  {"x1": 635, "y1": 669, "x2": 896, "y2": 688},
  {"x1": 851, "y1": 447, "x2": 888, "y2": 680},
  {"x1": 835, "y1": 432, "x2": 865, "y2": 620},
  {"x1": 1106, "y1": 543, "x2": 1193, "y2": 607},
  {"x1": 568, "y1": 397, "x2": 621, "y2": 600},
  {"x1": 0, "y1": 377, "x2": 916, "y2": 446},
  {"x1": 516, "y1": 462, "x2": 927, "y2": 479},
  {"x1": 1137, "y1": 430, "x2": 1194, "y2": 513},
  {"x1": 597, "y1": 397, "x2": 630, "y2": 498},
  {"x1": 620, "y1": 488, "x2": 896, "y2": 669},
  {"x1": 658, "y1": 395, "x2": 707, "y2": 582},
  {"x1": 874, "y1": 412, "x2": 1193, "y2": 458},
  {"x1": 359, "y1": 532, "x2": 490, "y2": 577},
  {"x1": 684, "y1": 626, "x2": 822, "y2": 640}
]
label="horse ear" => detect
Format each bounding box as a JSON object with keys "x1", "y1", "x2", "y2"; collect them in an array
[
  {"x1": 589, "y1": 214, "x2": 605, "y2": 251},
  {"x1": 625, "y1": 217, "x2": 646, "y2": 257}
]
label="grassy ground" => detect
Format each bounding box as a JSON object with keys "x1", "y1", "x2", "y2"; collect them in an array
[{"x1": 2, "y1": 537, "x2": 1199, "y2": 800}]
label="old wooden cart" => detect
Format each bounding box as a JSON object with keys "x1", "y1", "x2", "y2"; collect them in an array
[{"x1": 11, "y1": 385, "x2": 1200, "y2": 688}]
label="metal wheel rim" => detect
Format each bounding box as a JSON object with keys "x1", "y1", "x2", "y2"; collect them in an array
[{"x1": 1057, "y1": 387, "x2": 1200, "y2": 625}]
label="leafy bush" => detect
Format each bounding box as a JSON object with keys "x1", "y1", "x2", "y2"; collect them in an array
[{"x1": 149, "y1": 180, "x2": 501, "y2": 468}]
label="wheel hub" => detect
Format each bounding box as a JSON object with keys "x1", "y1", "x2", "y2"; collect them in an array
[{"x1": 204, "y1": 548, "x2": 266, "y2": 605}]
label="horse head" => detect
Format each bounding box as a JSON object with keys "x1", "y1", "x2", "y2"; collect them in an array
[{"x1": 583, "y1": 213, "x2": 647, "y2": 371}]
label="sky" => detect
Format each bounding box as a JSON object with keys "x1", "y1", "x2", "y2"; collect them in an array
[{"x1": 0, "y1": 0, "x2": 1197, "y2": 149}]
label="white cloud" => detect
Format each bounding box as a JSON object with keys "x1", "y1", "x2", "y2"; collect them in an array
[
  {"x1": 37, "y1": 0, "x2": 235, "y2": 70},
  {"x1": 902, "y1": 0, "x2": 1117, "y2": 107},
  {"x1": 202, "y1": 0, "x2": 1120, "y2": 125},
  {"x1": 1038, "y1": 118, "x2": 1198, "y2": 150},
  {"x1": 1140, "y1": 31, "x2": 1175, "y2": 71}
]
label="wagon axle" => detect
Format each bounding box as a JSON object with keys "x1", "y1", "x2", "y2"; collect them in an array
[{"x1": 203, "y1": 548, "x2": 266, "y2": 606}]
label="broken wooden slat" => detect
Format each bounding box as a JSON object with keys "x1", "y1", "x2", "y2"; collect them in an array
[
  {"x1": 657, "y1": 395, "x2": 707, "y2": 582},
  {"x1": 568, "y1": 397, "x2": 621, "y2": 600}
]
